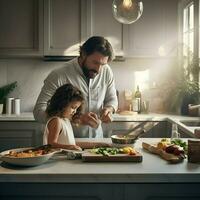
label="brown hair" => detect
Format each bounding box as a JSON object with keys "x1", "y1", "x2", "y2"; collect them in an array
[
  {"x1": 46, "y1": 84, "x2": 84, "y2": 118},
  {"x1": 80, "y1": 36, "x2": 114, "y2": 62}
]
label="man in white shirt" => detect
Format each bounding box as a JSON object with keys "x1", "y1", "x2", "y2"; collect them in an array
[{"x1": 33, "y1": 36, "x2": 118, "y2": 138}]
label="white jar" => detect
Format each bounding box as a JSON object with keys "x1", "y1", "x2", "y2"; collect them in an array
[
  {"x1": 6, "y1": 97, "x2": 14, "y2": 114},
  {"x1": 13, "y1": 98, "x2": 20, "y2": 115}
]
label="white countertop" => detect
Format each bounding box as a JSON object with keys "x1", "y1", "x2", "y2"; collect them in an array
[
  {"x1": 0, "y1": 138, "x2": 200, "y2": 183},
  {"x1": 0, "y1": 112, "x2": 35, "y2": 121},
  {"x1": 0, "y1": 112, "x2": 198, "y2": 122}
]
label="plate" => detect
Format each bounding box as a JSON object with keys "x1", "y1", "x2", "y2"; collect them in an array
[{"x1": 0, "y1": 147, "x2": 58, "y2": 167}]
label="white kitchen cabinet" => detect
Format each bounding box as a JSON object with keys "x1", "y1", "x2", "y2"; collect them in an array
[
  {"x1": 103, "y1": 121, "x2": 171, "y2": 138},
  {"x1": 44, "y1": 0, "x2": 87, "y2": 56},
  {"x1": 44, "y1": 0, "x2": 178, "y2": 57},
  {"x1": 44, "y1": 0, "x2": 124, "y2": 56},
  {"x1": 88, "y1": 0, "x2": 124, "y2": 56},
  {"x1": 0, "y1": 121, "x2": 43, "y2": 151},
  {"x1": 0, "y1": 0, "x2": 179, "y2": 58},
  {"x1": 0, "y1": 0, "x2": 43, "y2": 57},
  {"x1": 124, "y1": 0, "x2": 179, "y2": 57}
]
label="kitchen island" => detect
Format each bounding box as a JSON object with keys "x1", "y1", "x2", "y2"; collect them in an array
[{"x1": 0, "y1": 138, "x2": 200, "y2": 199}]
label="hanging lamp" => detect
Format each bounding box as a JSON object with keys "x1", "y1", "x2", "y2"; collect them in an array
[{"x1": 112, "y1": 0, "x2": 143, "y2": 24}]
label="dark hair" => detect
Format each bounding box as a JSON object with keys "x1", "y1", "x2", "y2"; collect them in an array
[
  {"x1": 80, "y1": 36, "x2": 114, "y2": 62},
  {"x1": 46, "y1": 84, "x2": 84, "y2": 118}
]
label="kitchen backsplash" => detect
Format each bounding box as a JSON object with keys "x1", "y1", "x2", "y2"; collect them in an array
[{"x1": 0, "y1": 57, "x2": 176, "y2": 113}]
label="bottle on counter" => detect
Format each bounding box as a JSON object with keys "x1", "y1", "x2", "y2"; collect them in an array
[
  {"x1": 171, "y1": 123, "x2": 180, "y2": 141},
  {"x1": 132, "y1": 85, "x2": 141, "y2": 113}
]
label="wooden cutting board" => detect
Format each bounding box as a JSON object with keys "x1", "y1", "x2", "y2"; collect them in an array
[
  {"x1": 142, "y1": 142, "x2": 184, "y2": 163},
  {"x1": 82, "y1": 151, "x2": 142, "y2": 162}
]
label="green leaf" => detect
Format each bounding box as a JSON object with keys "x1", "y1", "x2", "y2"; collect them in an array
[{"x1": 0, "y1": 81, "x2": 17, "y2": 104}]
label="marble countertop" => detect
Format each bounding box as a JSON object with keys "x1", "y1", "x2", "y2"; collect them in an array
[
  {"x1": 0, "y1": 112, "x2": 198, "y2": 122},
  {"x1": 0, "y1": 112, "x2": 35, "y2": 121},
  {"x1": 0, "y1": 138, "x2": 200, "y2": 183}
]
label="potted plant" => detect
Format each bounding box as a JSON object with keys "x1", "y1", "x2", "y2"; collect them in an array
[
  {"x1": 0, "y1": 81, "x2": 17, "y2": 114},
  {"x1": 164, "y1": 49, "x2": 200, "y2": 115}
]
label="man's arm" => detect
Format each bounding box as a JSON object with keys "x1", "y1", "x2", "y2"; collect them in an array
[
  {"x1": 99, "y1": 66, "x2": 118, "y2": 123},
  {"x1": 103, "y1": 66, "x2": 118, "y2": 112},
  {"x1": 33, "y1": 71, "x2": 60, "y2": 123}
]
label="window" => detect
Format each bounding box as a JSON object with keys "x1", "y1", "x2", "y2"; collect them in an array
[
  {"x1": 134, "y1": 70, "x2": 149, "y2": 92},
  {"x1": 183, "y1": 2, "x2": 194, "y2": 71}
]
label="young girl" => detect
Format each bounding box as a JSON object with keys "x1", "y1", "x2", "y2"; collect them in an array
[{"x1": 44, "y1": 83, "x2": 110, "y2": 150}]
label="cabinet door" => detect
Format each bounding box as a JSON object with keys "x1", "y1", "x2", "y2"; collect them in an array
[
  {"x1": 44, "y1": 0, "x2": 86, "y2": 56},
  {"x1": 0, "y1": 122, "x2": 43, "y2": 151},
  {"x1": 88, "y1": 0, "x2": 124, "y2": 56},
  {"x1": 0, "y1": 0, "x2": 43, "y2": 57},
  {"x1": 0, "y1": 183, "x2": 123, "y2": 200},
  {"x1": 125, "y1": 184, "x2": 200, "y2": 200},
  {"x1": 124, "y1": 0, "x2": 178, "y2": 57}
]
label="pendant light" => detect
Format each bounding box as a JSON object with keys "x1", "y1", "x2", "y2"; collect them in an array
[{"x1": 112, "y1": 0, "x2": 143, "y2": 24}]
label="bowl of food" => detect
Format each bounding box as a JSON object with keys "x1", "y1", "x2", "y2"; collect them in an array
[
  {"x1": 111, "y1": 122, "x2": 159, "y2": 145},
  {"x1": 111, "y1": 134, "x2": 139, "y2": 144},
  {"x1": 0, "y1": 146, "x2": 59, "y2": 167}
]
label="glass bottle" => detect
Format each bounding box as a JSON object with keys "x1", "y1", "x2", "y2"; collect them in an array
[
  {"x1": 171, "y1": 123, "x2": 180, "y2": 141},
  {"x1": 134, "y1": 85, "x2": 141, "y2": 113}
]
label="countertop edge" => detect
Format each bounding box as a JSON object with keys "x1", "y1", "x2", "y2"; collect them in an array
[{"x1": 0, "y1": 174, "x2": 200, "y2": 183}]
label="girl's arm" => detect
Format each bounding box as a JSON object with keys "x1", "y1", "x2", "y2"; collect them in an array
[{"x1": 47, "y1": 118, "x2": 82, "y2": 151}]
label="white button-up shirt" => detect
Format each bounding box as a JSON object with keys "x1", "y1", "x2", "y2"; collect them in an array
[{"x1": 33, "y1": 58, "x2": 118, "y2": 138}]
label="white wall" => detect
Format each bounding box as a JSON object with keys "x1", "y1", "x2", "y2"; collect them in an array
[{"x1": 0, "y1": 57, "x2": 176, "y2": 113}]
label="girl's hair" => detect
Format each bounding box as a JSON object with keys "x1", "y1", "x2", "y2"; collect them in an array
[{"x1": 46, "y1": 84, "x2": 84, "y2": 118}]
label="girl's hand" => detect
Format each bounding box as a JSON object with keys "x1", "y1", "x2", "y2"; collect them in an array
[
  {"x1": 68, "y1": 145, "x2": 82, "y2": 151},
  {"x1": 80, "y1": 112, "x2": 100, "y2": 128}
]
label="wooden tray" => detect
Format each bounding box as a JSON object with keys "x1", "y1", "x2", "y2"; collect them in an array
[
  {"x1": 142, "y1": 142, "x2": 184, "y2": 163},
  {"x1": 82, "y1": 151, "x2": 142, "y2": 162}
]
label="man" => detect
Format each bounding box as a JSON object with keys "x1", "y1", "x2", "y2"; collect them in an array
[{"x1": 33, "y1": 36, "x2": 118, "y2": 138}]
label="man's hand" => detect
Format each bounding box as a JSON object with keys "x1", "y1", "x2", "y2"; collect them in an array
[
  {"x1": 80, "y1": 112, "x2": 101, "y2": 128},
  {"x1": 100, "y1": 107, "x2": 114, "y2": 123}
]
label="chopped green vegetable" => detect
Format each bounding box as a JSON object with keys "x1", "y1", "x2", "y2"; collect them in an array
[
  {"x1": 91, "y1": 147, "x2": 120, "y2": 156},
  {"x1": 171, "y1": 139, "x2": 188, "y2": 151}
]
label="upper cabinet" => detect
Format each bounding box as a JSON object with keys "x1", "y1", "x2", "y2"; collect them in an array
[
  {"x1": 44, "y1": 0, "x2": 87, "y2": 56},
  {"x1": 0, "y1": 0, "x2": 43, "y2": 57},
  {"x1": 88, "y1": 0, "x2": 124, "y2": 56},
  {"x1": 124, "y1": 0, "x2": 179, "y2": 57},
  {"x1": 44, "y1": 0, "x2": 124, "y2": 56},
  {"x1": 0, "y1": 0, "x2": 179, "y2": 58}
]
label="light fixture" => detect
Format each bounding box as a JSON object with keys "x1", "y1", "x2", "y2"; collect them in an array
[{"x1": 112, "y1": 0, "x2": 143, "y2": 24}]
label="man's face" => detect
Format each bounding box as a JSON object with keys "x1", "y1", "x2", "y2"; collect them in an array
[{"x1": 81, "y1": 52, "x2": 109, "y2": 79}]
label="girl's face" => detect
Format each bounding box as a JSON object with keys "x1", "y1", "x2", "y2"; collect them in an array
[{"x1": 62, "y1": 101, "x2": 82, "y2": 119}]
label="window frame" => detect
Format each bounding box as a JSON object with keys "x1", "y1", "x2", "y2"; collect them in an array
[{"x1": 179, "y1": 0, "x2": 199, "y2": 83}]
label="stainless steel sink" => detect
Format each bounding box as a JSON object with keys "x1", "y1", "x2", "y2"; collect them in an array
[{"x1": 180, "y1": 120, "x2": 200, "y2": 127}]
